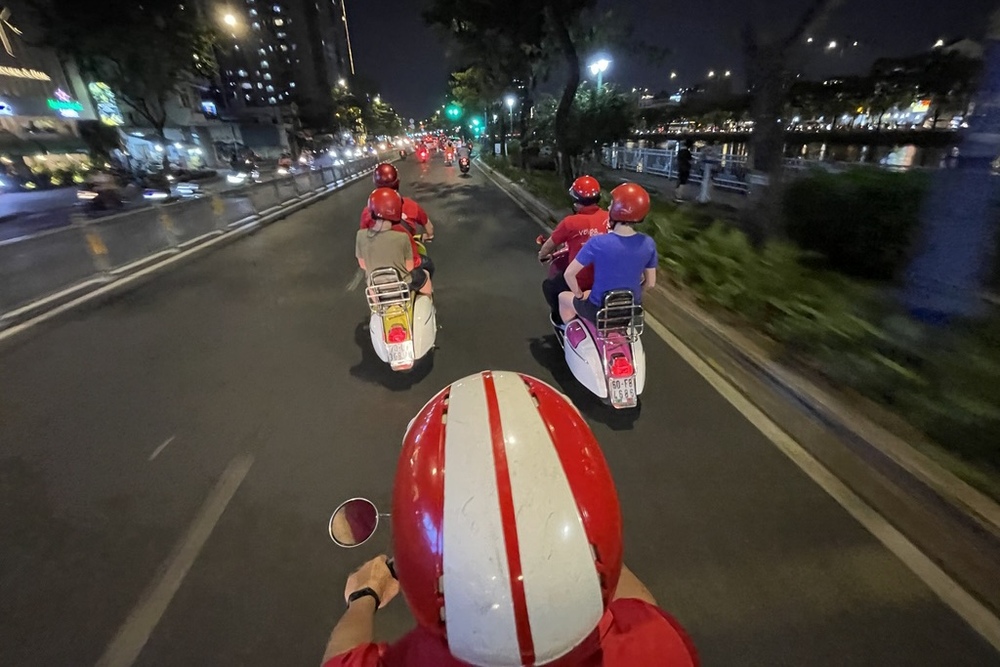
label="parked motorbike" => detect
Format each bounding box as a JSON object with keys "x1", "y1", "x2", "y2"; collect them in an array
[
  {"x1": 365, "y1": 266, "x2": 436, "y2": 372},
  {"x1": 538, "y1": 235, "x2": 646, "y2": 409}
]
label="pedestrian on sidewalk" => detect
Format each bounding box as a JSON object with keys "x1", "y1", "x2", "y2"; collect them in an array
[{"x1": 674, "y1": 139, "x2": 693, "y2": 202}]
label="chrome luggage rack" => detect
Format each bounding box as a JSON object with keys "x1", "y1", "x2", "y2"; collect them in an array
[
  {"x1": 365, "y1": 268, "x2": 410, "y2": 314},
  {"x1": 596, "y1": 290, "x2": 644, "y2": 342}
]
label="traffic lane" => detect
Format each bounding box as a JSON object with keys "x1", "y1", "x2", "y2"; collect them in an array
[
  {"x1": 0, "y1": 176, "x2": 383, "y2": 664},
  {"x1": 139, "y1": 157, "x2": 992, "y2": 665},
  {"x1": 132, "y1": 156, "x2": 575, "y2": 665}
]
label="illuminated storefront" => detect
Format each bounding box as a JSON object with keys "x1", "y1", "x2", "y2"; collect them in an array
[{"x1": 0, "y1": 6, "x2": 94, "y2": 186}]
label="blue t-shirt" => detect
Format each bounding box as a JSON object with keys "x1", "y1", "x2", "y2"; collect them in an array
[{"x1": 575, "y1": 232, "x2": 658, "y2": 306}]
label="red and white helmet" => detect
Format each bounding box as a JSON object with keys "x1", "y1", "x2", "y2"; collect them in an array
[{"x1": 392, "y1": 371, "x2": 623, "y2": 667}]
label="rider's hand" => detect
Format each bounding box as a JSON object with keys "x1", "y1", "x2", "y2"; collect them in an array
[{"x1": 344, "y1": 555, "x2": 400, "y2": 609}]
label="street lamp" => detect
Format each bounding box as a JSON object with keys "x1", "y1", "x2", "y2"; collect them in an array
[
  {"x1": 338, "y1": 78, "x2": 347, "y2": 88},
  {"x1": 826, "y1": 40, "x2": 838, "y2": 50},
  {"x1": 505, "y1": 95, "x2": 516, "y2": 127},
  {"x1": 708, "y1": 70, "x2": 716, "y2": 78},
  {"x1": 670, "y1": 71, "x2": 677, "y2": 80},
  {"x1": 724, "y1": 70, "x2": 731, "y2": 77},
  {"x1": 588, "y1": 57, "x2": 611, "y2": 90},
  {"x1": 223, "y1": 13, "x2": 237, "y2": 27}
]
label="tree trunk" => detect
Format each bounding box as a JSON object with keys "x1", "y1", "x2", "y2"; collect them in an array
[{"x1": 545, "y1": 3, "x2": 581, "y2": 188}]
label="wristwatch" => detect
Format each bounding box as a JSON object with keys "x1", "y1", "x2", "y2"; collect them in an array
[{"x1": 347, "y1": 587, "x2": 381, "y2": 610}]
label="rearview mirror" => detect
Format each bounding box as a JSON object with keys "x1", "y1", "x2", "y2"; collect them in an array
[{"x1": 329, "y1": 498, "x2": 380, "y2": 547}]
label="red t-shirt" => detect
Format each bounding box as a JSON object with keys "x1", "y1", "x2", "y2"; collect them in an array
[
  {"x1": 550, "y1": 205, "x2": 609, "y2": 291},
  {"x1": 322, "y1": 599, "x2": 698, "y2": 667},
  {"x1": 359, "y1": 197, "x2": 427, "y2": 267}
]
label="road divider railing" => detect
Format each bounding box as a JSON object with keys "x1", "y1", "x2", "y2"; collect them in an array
[{"x1": 0, "y1": 157, "x2": 379, "y2": 327}]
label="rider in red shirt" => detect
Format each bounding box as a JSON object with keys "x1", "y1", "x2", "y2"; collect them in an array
[
  {"x1": 359, "y1": 163, "x2": 435, "y2": 277},
  {"x1": 538, "y1": 175, "x2": 608, "y2": 325},
  {"x1": 320, "y1": 371, "x2": 699, "y2": 667}
]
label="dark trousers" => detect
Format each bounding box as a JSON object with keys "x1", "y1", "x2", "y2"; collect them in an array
[
  {"x1": 419, "y1": 254, "x2": 435, "y2": 279},
  {"x1": 542, "y1": 273, "x2": 569, "y2": 320}
]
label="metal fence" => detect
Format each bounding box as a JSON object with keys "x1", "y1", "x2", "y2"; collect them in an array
[
  {"x1": 601, "y1": 146, "x2": 814, "y2": 195},
  {"x1": 0, "y1": 158, "x2": 378, "y2": 321}
]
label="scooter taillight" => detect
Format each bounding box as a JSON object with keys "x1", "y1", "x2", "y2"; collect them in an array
[
  {"x1": 387, "y1": 324, "x2": 409, "y2": 344},
  {"x1": 609, "y1": 355, "x2": 634, "y2": 378}
]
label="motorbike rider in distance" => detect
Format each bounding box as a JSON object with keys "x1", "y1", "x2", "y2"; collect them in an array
[
  {"x1": 356, "y1": 188, "x2": 432, "y2": 295},
  {"x1": 360, "y1": 163, "x2": 435, "y2": 278},
  {"x1": 558, "y1": 183, "x2": 657, "y2": 326},
  {"x1": 538, "y1": 175, "x2": 609, "y2": 327},
  {"x1": 320, "y1": 370, "x2": 699, "y2": 667}
]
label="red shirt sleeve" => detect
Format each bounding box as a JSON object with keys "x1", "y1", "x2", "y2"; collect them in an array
[
  {"x1": 402, "y1": 198, "x2": 429, "y2": 227},
  {"x1": 550, "y1": 217, "x2": 573, "y2": 246},
  {"x1": 321, "y1": 642, "x2": 387, "y2": 667}
]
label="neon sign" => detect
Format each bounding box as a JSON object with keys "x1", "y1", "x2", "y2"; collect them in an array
[{"x1": 47, "y1": 88, "x2": 83, "y2": 115}]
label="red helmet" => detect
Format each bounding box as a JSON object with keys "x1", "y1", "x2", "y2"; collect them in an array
[
  {"x1": 392, "y1": 371, "x2": 623, "y2": 666},
  {"x1": 368, "y1": 187, "x2": 402, "y2": 222},
  {"x1": 569, "y1": 175, "x2": 601, "y2": 204},
  {"x1": 608, "y1": 183, "x2": 650, "y2": 223},
  {"x1": 373, "y1": 163, "x2": 399, "y2": 190}
]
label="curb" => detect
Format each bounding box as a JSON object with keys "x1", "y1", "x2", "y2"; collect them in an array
[
  {"x1": 475, "y1": 156, "x2": 1000, "y2": 542},
  {"x1": 0, "y1": 167, "x2": 376, "y2": 346}
]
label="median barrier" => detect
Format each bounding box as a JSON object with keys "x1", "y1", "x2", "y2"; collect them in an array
[{"x1": 0, "y1": 226, "x2": 100, "y2": 313}]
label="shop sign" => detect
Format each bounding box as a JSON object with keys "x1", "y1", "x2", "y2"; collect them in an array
[
  {"x1": 88, "y1": 81, "x2": 123, "y2": 126},
  {"x1": 47, "y1": 87, "x2": 83, "y2": 117}
]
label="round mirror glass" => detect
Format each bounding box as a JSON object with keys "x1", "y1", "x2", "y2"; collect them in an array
[{"x1": 329, "y1": 498, "x2": 379, "y2": 547}]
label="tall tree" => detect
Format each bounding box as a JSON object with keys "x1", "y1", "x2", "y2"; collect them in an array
[
  {"x1": 28, "y1": 0, "x2": 216, "y2": 142},
  {"x1": 741, "y1": 0, "x2": 845, "y2": 240}
]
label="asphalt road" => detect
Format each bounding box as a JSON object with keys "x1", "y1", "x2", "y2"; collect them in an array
[{"x1": 0, "y1": 156, "x2": 996, "y2": 667}]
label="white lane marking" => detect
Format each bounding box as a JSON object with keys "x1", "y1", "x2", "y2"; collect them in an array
[
  {"x1": 643, "y1": 313, "x2": 1000, "y2": 653},
  {"x1": 147, "y1": 436, "x2": 176, "y2": 462},
  {"x1": 94, "y1": 453, "x2": 255, "y2": 667}
]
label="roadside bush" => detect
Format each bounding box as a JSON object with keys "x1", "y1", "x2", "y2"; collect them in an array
[{"x1": 782, "y1": 168, "x2": 929, "y2": 281}]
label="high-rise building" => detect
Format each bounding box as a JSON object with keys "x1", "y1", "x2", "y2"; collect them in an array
[{"x1": 215, "y1": 0, "x2": 353, "y2": 129}]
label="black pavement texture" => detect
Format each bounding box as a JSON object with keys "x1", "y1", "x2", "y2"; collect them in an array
[{"x1": 0, "y1": 158, "x2": 996, "y2": 667}]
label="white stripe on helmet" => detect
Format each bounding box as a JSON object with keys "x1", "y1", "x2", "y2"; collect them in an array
[
  {"x1": 442, "y1": 373, "x2": 521, "y2": 666},
  {"x1": 493, "y1": 371, "x2": 605, "y2": 664}
]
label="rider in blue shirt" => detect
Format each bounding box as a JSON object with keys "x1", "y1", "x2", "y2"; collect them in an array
[{"x1": 559, "y1": 183, "x2": 657, "y2": 325}]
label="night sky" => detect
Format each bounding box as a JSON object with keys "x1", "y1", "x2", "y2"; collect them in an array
[{"x1": 347, "y1": 0, "x2": 996, "y2": 119}]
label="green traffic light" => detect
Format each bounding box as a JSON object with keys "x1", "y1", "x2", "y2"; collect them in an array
[{"x1": 445, "y1": 103, "x2": 462, "y2": 120}]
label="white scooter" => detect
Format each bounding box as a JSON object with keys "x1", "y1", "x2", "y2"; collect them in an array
[
  {"x1": 365, "y1": 267, "x2": 436, "y2": 372},
  {"x1": 539, "y1": 237, "x2": 646, "y2": 409}
]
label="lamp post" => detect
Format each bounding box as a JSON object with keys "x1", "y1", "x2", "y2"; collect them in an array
[
  {"x1": 588, "y1": 57, "x2": 611, "y2": 91},
  {"x1": 505, "y1": 95, "x2": 516, "y2": 127}
]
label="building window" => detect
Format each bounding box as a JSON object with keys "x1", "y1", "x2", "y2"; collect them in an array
[
  {"x1": 276, "y1": 32, "x2": 286, "y2": 38},
  {"x1": 289, "y1": 81, "x2": 295, "y2": 88},
  {"x1": 241, "y1": 82, "x2": 252, "y2": 89},
  {"x1": 238, "y1": 69, "x2": 248, "y2": 77},
  {"x1": 260, "y1": 60, "x2": 269, "y2": 68},
  {"x1": 249, "y1": 8, "x2": 257, "y2": 15},
  {"x1": 252, "y1": 21, "x2": 260, "y2": 29},
  {"x1": 274, "y1": 18, "x2": 284, "y2": 26},
  {"x1": 257, "y1": 82, "x2": 263, "y2": 89},
  {"x1": 280, "y1": 44, "x2": 288, "y2": 52},
  {"x1": 268, "y1": 96, "x2": 277, "y2": 104},
  {"x1": 245, "y1": 94, "x2": 251, "y2": 101},
  {"x1": 258, "y1": 48, "x2": 265, "y2": 55},
  {"x1": 263, "y1": 73, "x2": 272, "y2": 81},
  {"x1": 266, "y1": 85, "x2": 274, "y2": 92},
  {"x1": 273, "y1": 4, "x2": 281, "y2": 11}
]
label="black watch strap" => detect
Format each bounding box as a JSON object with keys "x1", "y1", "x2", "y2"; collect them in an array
[{"x1": 347, "y1": 587, "x2": 381, "y2": 610}]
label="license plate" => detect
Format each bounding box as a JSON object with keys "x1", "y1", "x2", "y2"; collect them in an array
[
  {"x1": 387, "y1": 342, "x2": 414, "y2": 369},
  {"x1": 608, "y1": 376, "x2": 637, "y2": 408}
]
